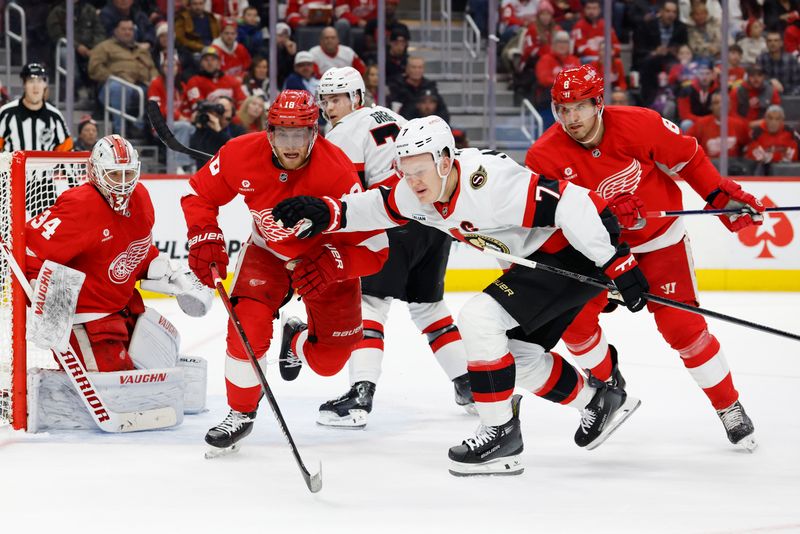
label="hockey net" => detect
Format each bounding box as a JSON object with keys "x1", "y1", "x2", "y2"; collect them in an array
[{"x1": 0, "y1": 151, "x2": 91, "y2": 430}]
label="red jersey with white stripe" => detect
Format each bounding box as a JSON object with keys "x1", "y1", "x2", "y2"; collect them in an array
[
  {"x1": 25, "y1": 183, "x2": 159, "y2": 319},
  {"x1": 570, "y1": 17, "x2": 620, "y2": 61},
  {"x1": 184, "y1": 72, "x2": 247, "y2": 114},
  {"x1": 309, "y1": 45, "x2": 366, "y2": 75},
  {"x1": 325, "y1": 105, "x2": 406, "y2": 189},
  {"x1": 341, "y1": 147, "x2": 617, "y2": 268},
  {"x1": 182, "y1": 131, "x2": 387, "y2": 262},
  {"x1": 525, "y1": 106, "x2": 722, "y2": 251}
]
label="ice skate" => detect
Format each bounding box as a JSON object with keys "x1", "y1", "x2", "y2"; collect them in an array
[
  {"x1": 608, "y1": 345, "x2": 626, "y2": 389},
  {"x1": 279, "y1": 316, "x2": 307, "y2": 381},
  {"x1": 204, "y1": 409, "x2": 257, "y2": 459},
  {"x1": 448, "y1": 394, "x2": 524, "y2": 476},
  {"x1": 575, "y1": 374, "x2": 640, "y2": 450},
  {"x1": 317, "y1": 381, "x2": 376, "y2": 429},
  {"x1": 453, "y1": 373, "x2": 477, "y2": 415},
  {"x1": 717, "y1": 400, "x2": 757, "y2": 452}
]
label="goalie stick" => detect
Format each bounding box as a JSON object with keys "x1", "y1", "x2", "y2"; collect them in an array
[
  {"x1": 468, "y1": 243, "x2": 800, "y2": 343},
  {"x1": 146, "y1": 100, "x2": 212, "y2": 161},
  {"x1": 0, "y1": 237, "x2": 178, "y2": 432},
  {"x1": 210, "y1": 264, "x2": 322, "y2": 494}
]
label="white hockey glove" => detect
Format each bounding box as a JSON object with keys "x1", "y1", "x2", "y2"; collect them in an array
[
  {"x1": 140, "y1": 255, "x2": 214, "y2": 317},
  {"x1": 26, "y1": 260, "x2": 86, "y2": 352}
]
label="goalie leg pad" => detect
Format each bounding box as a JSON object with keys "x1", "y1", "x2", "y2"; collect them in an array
[
  {"x1": 27, "y1": 367, "x2": 185, "y2": 432},
  {"x1": 178, "y1": 355, "x2": 208, "y2": 413},
  {"x1": 128, "y1": 307, "x2": 181, "y2": 370}
]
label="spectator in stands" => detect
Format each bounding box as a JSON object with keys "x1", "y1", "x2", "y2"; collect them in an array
[
  {"x1": 667, "y1": 44, "x2": 698, "y2": 89},
  {"x1": 688, "y1": 91, "x2": 752, "y2": 158},
  {"x1": 211, "y1": 18, "x2": 252, "y2": 81},
  {"x1": 47, "y1": 1, "x2": 107, "y2": 92},
  {"x1": 147, "y1": 54, "x2": 196, "y2": 173},
  {"x1": 238, "y1": 6, "x2": 268, "y2": 58},
  {"x1": 241, "y1": 56, "x2": 269, "y2": 100},
  {"x1": 363, "y1": 64, "x2": 379, "y2": 107},
  {"x1": 386, "y1": 26, "x2": 411, "y2": 81},
  {"x1": 176, "y1": 0, "x2": 221, "y2": 54},
  {"x1": 758, "y1": 31, "x2": 800, "y2": 95},
  {"x1": 571, "y1": 0, "x2": 621, "y2": 63},
  {"x1": 784, "y1": 15, "x2": 800, "y2": 53},
  {"x1": 731, "y1": 64, "x2": 782, "y2": 126},
  {"x1": 285, "y1": 0, "x2": 352, "y2": 45},
  {"x1": 552, "y1": 0, "x2": 583, "y2": 28},
  {"x1": 592, "y1": 41, "x2": 628, "y2": 90},
  {"x1": 677, "y1": 59, "x2": 718, "y2": 130},
  {"x1": 205, "y1": 0, "x2": 250, "y2": 18},
  {"x1": 184, "y1": 46, "x2": 247, "y2": 115},
  {"x1": 74, "y1": 115, "x2": 99, "y2": 151},
  {"x1": 284, "y1": 51, "x2": 322, "y2": 97},
  {"x1": 633, "y1": 0, "x2": 688, "y2": 105},
  {"x1": 100, "y1": 0, "x2": 155, "y2": 48},
  {"x1": 309, "y1": 26, "x2": 367, "y2": 75},
  {"x1": 763, "y1": 0, "x2": 800, "y2": 33},
  {"x1": 687, "y1": 2, "x2": 721, "y2": 59},
  {"x1": 389, "y1": 57, "x2": 449, "y2": 121},
  {"x1": 404, "y1": 88, "x2": 451, "y2": 124},
  {"x1": 89, "y1": 18, "x2": 158, "y2": 134},
  {"x1": 453, "y1": 128, "x2": 470, "y2": 148},
  {"x1": 738, "y1": 17, "x2": 767, "y2": 64},
  {"x1": 274, "y1": 23, "x2": 298, "y2": 88},
  {"x1": 722, "y1": 44, "x2": 747, "y2": 86},
  {"x1": 500, "y1": 0, "x2": 539, "y2": 49},
  {"x1": 364, "y1": 0, "x2": 406, "y2": 61},
  {"x1": 234, "y1": 95, "x2": 267, "y2": 133},
  {"x1": 534, "y1": 31, "x2": 580, "y2": 103},
  {"x1": 610, "y1": 87, "x2": 632, "y2": 105},
  {"x1": 151, "y1": 21, "x2": 194, "y2": 79},
  {"x1": 513, "y1": 2, "x2": 561, "y2": 105},
  {"x1": 189, "y1": 94, "x2": 246, "y2": 167},
  {"x1": 746, "y1": 104, "x2": 800, "y2": 164}
]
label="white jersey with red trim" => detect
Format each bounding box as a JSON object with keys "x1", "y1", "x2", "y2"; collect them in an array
[
  {"x1": 340, "y1": 147, "x2": 617, "y2": 267},
  {"x1": 325, "y1": 106, "x2": 406, "y2": 189}
]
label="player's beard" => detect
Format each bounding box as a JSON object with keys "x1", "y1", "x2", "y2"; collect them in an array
[{"x1": 275, "y1": 146, "x2": 311, "y2": 170}]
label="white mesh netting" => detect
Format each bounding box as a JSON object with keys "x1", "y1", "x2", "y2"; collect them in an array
[{"x1": 0, "y1": 151, "x2": 90, "y2": 428}]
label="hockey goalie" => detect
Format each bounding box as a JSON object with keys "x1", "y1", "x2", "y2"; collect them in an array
[{"x1": 23, "y1": 134, "x2": 213, "y2": 432}]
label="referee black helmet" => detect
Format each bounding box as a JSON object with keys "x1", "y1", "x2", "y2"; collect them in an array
[{"x1": 20, "y1": 62, "x2": 48, "y2": 82}]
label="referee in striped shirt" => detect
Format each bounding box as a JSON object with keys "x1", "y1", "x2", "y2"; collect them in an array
[
  {"x1": 0, "y1": 63, "x2": 74, "y2": 214},
  {"x1": 0, "y1": 63, "x2": 73, "y2": 152}
]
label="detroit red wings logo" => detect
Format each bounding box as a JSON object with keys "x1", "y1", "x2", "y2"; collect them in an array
[
  {"x1": 251, "y1": 208, "x2": 302, "y2": 243},
  {"x1": 108, "y1": 234, "x2": 153, "y2": 284},
  {"x1": 596, "y1": 159, "x2": 642, "y2": 199}
]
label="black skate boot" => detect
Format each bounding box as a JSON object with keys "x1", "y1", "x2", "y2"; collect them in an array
[
  {"x1": 317, "y1": 381, "x2": 376, "y2": 429},
  {"x1": 575, "y1": 374, "x2": 641, "y2": 450},
  {"x1": 608, "y1": 345, "x2": 626, "y2": 389},
  {"x1": 279, "y1": 316, "x2": 307, "y2": 381},
  {"x1": 204, "y1": 409, "x2": 257, "y2": 458},
  {"x1": 717, "y1": 400, "x2": 757, "y2": 452},
  {"x1": 453, "y1": 373, "x2": 477, "y2": 415},
  {"x1": 448, "y1": 394, "x2": 524, "y2": 476}
]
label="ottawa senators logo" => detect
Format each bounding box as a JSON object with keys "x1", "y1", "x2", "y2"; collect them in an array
[
  {"x1": 461, "y1": 233, "x2": 509, "y2": 253},
  {"x1": 469, "y1": 165, "x2": 488, "y2": 189}
]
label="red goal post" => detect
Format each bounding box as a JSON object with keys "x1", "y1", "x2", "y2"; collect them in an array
[{"x1": 0, "y1": 150, "x2": 92, "y2": 430}]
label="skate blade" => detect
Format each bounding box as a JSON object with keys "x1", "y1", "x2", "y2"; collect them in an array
[
  {"x1": 448, "y1": 455, "x2": 524, "y2": 477},
  {"x1": 585, "y1": 396, "x2": 641, "y2": 451},
  {"x1": 459, "y1": 403, "x2": 479, "y2": 416},
  {"x1": 204, "y1": 443, "x2": 241, "y2": 459},
  {"x1": 316, "y1": 409, "x2": 368, "y2": 429},
  {"x1": 736, "y1": 435, "x2": 758, "y2": 453}
]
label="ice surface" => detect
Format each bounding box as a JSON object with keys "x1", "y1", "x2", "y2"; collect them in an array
[{"x1": 1, "y1": 292, "x2": 799, "y2": 533}]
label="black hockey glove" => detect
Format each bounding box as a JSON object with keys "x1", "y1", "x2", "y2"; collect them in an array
[
  {"x1": 602, "y1": 243, "x2": 649, "y2": 312},
  {"x1": 272, "y1": 196, "x2": 345, "y2": 239}
]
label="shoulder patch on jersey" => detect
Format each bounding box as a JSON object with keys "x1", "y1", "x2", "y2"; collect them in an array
[{"x1": 469, "y1": 165, "x2": 488, "y2": 189}]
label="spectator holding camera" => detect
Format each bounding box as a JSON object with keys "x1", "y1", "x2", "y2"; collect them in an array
[
  {"x1": 184, "y1": 46, "x2": 247, "y2": 116},
  {"x1": 189, "y1": 95, "x2": 245, "y2": 167}
]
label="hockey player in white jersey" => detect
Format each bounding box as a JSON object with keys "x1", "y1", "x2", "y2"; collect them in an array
[
  {"x1": 274, "y1": 116, "x2": 648, "y2": 476},
  {"x1": 315, "y1": 67, "x2": 474, "y2": 428}
]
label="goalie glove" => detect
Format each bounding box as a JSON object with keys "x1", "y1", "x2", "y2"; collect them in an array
[
  {"x1": 704, "y1": 178, "x2": 765, "y2": 232},
  {"x1": 141, "y1": 255, "x2": 214, "y2": 317},
  {"x1": 272, "y1": 196, "x2": 345, "y2": 239}
]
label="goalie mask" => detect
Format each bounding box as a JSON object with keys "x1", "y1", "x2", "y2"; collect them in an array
[{"x1": 88, "y1": 134, "x2": 141, "y2": 214}]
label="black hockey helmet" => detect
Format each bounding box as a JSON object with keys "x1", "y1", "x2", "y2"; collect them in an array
[{"x1": 20, "y1": 63, "x2": 48, "y2": 82}]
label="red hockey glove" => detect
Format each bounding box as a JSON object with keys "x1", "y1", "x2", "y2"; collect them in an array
[
  {"x1": 289, "y1": 244, "x2": 350, "y2": 299},
  {"x1": 272, "y1": 196, "x2": 345, "y2": 239},
  {"x1": 704, "y1": 178, "x2": 765, "y2": 232},
  {"x1": 187, "y1": 225, "x2": 228, "y2": 288},
  {"x1": 603, "y1": 244, "x2": 649, "y2": 312},
  {"x1": 608, "y1": 193, "x2": 646, "y2": 230}
]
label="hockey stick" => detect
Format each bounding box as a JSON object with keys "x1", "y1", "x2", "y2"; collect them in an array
[
  {"x1": 210, "y1": 264, "x2": 322, "y2": 493},
  {"x1": 471, "y1": 244, "x2": 800, "y2": 343},
  {"x1": 145, "y1": 100, "x2": 212, "y2": 161},
  {"x1": 644, "y1": 206, "x2": 800, "y2": 219},
  {"x1": 0, "y1": 238, "x2": 178, "y2": 432}
]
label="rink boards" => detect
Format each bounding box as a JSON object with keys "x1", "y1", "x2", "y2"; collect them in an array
[{"x1": 141, "y1": 175, "x2": 800, "y2": 292}]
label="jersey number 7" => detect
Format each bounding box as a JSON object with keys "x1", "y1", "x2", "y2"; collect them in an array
[{"x1": 370, "y1": 123, "x2": 401, "y2": 146}]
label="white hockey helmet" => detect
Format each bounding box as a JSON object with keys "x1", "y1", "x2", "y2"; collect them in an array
[
  {"x1": 316, "y1": 66, "x2": 366, "y2": 119},
  {"x1": 395, "y1": 116, "x2": 455, "y2": 202},
  {"x1": 88, "y1": 134, "x2": 141, "y2": 214}
]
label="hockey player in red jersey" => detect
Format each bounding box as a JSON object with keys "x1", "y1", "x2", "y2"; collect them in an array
[
  {"x1": 25, "y1": 134, "x2": 211, "y2": 374},
  {"x1": 313, "y1": 66, "x2": 474, "y2": 428},
  {"x1": 525, "y1": 65, "x2": 764, "y2": 450},
  {"x1": 181, "y1": 89, "x2": 389, "y2": 455},
  {"x1": 274, "y1": 116, "x2": 648, "y2": 476}
]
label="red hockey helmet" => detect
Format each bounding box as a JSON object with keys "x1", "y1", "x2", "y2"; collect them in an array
[
  {"x1": 551, "y1": 64, "x2": 604, "y2": 105},
  {"x1": 267, "y1": 89, "x2": 319, "y2": 128}
]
